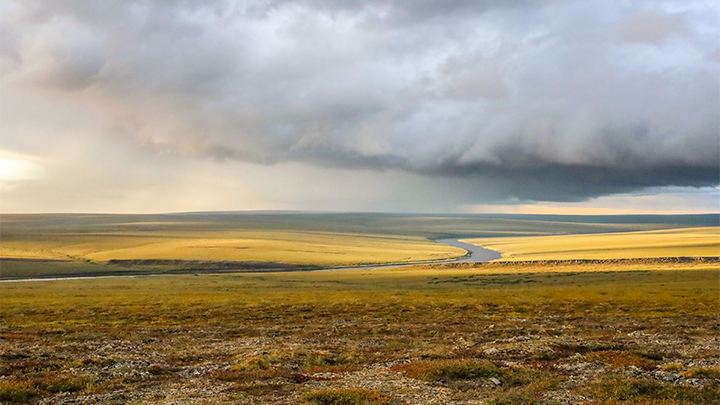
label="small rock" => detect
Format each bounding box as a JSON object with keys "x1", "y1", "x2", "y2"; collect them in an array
[
  {"x1": 489, "y1": 377, "x2": 502, "y2": 386},
  {"x1": 484, "y1": 347, "x2": 500, "y2": 356}
]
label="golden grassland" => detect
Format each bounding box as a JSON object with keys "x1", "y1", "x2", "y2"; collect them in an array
[
  {"x1": 0, "y1": 260, "x2": 718, "y2": 404},
  {"x1": 3, "y1": 212, "x2": 713, "y2": 266},
  {"x1": 3, "y1": 261, "x2": 718, "y2": 326},
  {"x1": 463, "y1": 227, "x2": 720, "y2": 261},
  {"x1": 2, "y1": 213, "x2": 717, "y2": 281},
  {"x1": 2, "y1": 214, "x2": 719, "y2": 403},
  {"x1": 0, "y1": 230, "x2": 465, "y2": 268}
]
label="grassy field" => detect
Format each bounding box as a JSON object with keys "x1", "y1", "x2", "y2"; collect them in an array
[
  {"x1": 1, "y1": 213, "x2": 719, "y2": 404},
  {"x1": 0, "y1": 230, "x2": 465, "y2": 268},
  {"x1": 2, "y1": 213, "x2": 717, "y2": 279},
  {"x1": 464, "y1": 227, "x2": 720, "y2": 261},
  {"x1": 1, "y1": 260, "x2": 718, "y2": 404}
]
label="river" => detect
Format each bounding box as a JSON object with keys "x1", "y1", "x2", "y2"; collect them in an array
[
  {"x1": 434, "y1": 238, "x2": 502, "y2": 262},
  {"x1": 0, "y1": 238, "x2": 501, "y2": 281}
]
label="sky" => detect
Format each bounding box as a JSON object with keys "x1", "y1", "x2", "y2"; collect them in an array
[{"x1": 1, "y1": 0, "x2": 718, "y2": 214}]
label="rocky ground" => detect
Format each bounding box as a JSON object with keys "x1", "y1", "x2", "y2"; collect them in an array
[
  {"x1": 2, "y1": 311, "x2": 719, "y2": 404},
  {"x1": 1, "y1": 262, "x2": 718, "y2": 404}
]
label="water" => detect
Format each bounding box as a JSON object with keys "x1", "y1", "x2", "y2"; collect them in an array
[
  {"x1": 435, "y1": 238, "x2": 502, "y2": 262},
  {"x1": 0, "y1": 239, "x2": 502, "y2": 281},
  {"x1": 319, "y1": 238, "x2": 501, "y2": 271}
]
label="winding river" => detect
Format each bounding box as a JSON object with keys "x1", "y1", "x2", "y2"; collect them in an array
[
  {"x1": 434, "y1": 238, "x2": 502, "y2": 262},
  {"x1": 302, "y1": 238, "x2": 501, "y2": 272},
  {"x1": 0, "y1": 238, "x2": 501, "y2": 282}
]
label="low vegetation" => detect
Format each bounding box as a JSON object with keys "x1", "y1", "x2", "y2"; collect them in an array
[
  {"x1": 1, "y1": 259, "x2": 717, "y2": 404},
  {"x1": 305, "y1": 388, "x2": 395, "y2": 405},
  {"x1": 0, "y1": 230, "x2": 466, "y2": 270},
  {"x1": 3, "y1": 213, "x2": 715, "y2": 278},
  {"x1": 464, "y1": 227, "x2": 720, "y2": 261}
]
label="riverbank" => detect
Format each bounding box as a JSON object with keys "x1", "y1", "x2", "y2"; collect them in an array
[{"x1": 0, "y1": 238, "x2": 502, "y2": 281}]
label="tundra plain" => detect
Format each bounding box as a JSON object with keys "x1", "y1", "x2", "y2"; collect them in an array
[
  {"x1": 463, "y1": 227, "x2": 719, "y2": 261},
  {"x1": 1, "y1": 213, "x2": 716, "y2": 278},
  {"x1": 0, "y1": 213, "x2": 718, "y2": 404}
]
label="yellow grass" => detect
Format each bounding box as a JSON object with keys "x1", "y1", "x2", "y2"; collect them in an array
[
  {"x1": 0, "y1": 231, "x2": 465, "y2": 267},
  {"x1": 1, "y1": 259, "x2": 717, "y2": 405},
  {"x1": 2, "y1": 261, "x2": 718, "y2": 328},
  {"x1": 463, "y1": 227, "x2": 720, "y2": 261}
]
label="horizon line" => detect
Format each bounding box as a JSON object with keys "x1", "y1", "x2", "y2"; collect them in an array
[{"x1": 1, "y1": 210, "x2": 719, "y2": 217}]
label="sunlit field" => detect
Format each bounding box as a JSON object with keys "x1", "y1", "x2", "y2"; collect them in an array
[
  {"x1": 0, "y1": 230, "x2": 464, "y2": 268},
  {"x1": 464, "y1": 227, "x2": 720, "y2": 261},
  {"x1": 1, "y1": 260, "x2": 718, "y2": 404},
  {"x1": 2, "y1": 213, "x2": 715, "y2": 279},
  {"x1": 1, "y1": 213, "x2": 719, "y2": 404}
]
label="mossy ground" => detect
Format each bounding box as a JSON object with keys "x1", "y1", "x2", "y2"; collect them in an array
[{"x1": 1, "y1": 260, "x2": 718, "y2": 404}]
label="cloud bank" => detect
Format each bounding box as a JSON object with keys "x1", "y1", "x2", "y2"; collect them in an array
[{"x1": 2, "y1": 0, "x2": 718, "y2": 202}]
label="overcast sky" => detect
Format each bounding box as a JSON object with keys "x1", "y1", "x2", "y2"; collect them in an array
[{"x1": 1, "y1": 0, "x2": 718, "y2": 214}]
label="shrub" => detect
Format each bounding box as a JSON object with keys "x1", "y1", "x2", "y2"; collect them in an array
[
  {"x1": 681, "y1": 366, "x2": 720, "y2": 379},
  {"x1": 391, "y1": 359, "x2": 502, "y2": 382},
  {"x1": 0, "y1": 380, "x2": 40, "y2": 403},
  {"x1": 37, "y1": 375, "x2": 94, "y2": 393},
  {"x1": 305, "y1": 388, "x2": 394, "y2": 405},
  {"x1": 232, "y1": 382, "x2": 290, "y2": 397},
  {"x1": 661, "y1": 362, "x2": 684, "y2": 372},
  {"x1": 211, "y1": 369, "x2": 258, "y2": 383},
  {"x1": 147, "y1": 364, "x2": 180, "y2": 376},
  {"x1": 587, "y1": 350, "x2": 655, "y2": 370},
  {"x1": 588, "y1": 378, "x2": 660, "y2": 401},
  {"x1": 586, "y1": 377, "x2": 720, "y2": 403}
]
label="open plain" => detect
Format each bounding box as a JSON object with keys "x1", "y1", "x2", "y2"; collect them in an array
[
  {"x1": 1, "y1": 213, "x2": 716, "y2": 279},
  {"x1": 1, "y1": 213, "x2": 719, "y2": 404},
  {"x1": 463, "y1": 227, "x2": 719, "y2": 261}
]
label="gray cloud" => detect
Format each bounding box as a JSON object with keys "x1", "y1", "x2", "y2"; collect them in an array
[
  {"x1": 619, "y1": 10, "x2": 688, "y2": 44},
  {"x1": 2, "y1": 0, "x2": 718, "y2": 203}
]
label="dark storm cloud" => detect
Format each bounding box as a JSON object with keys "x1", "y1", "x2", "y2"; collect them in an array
[{"x1": 2, "y1": 0, "x2": 718, "y2": 202}]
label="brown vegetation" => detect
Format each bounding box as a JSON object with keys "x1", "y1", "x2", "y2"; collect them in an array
[{"x1": 0, "y1": 259, "x2": 718, "y2": 404}]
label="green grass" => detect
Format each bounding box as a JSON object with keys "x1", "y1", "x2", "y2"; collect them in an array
[{"x1": 2, "y1": 261, "x2": 717, "y2": 325}]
